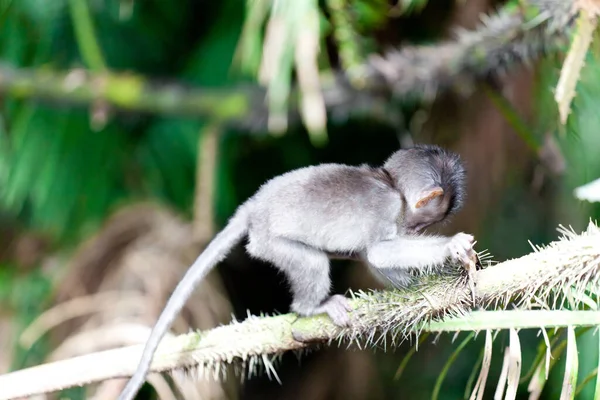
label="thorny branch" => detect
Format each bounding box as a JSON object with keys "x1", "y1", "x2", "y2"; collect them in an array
[
  {"x1": 0, "y1": 0, "x2": 575, "y2": 131},
  {"x1": 0, "y1": 222, "x2": 599, "y2": 400}
]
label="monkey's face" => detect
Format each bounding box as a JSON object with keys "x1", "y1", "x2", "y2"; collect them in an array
[{"x1": 403, "y1": 190, "x2": 452, "y2": 234}]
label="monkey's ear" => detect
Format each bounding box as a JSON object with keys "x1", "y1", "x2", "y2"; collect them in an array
[{"x1": 415, "y1": 187, "x2": 444, "y2": 209}]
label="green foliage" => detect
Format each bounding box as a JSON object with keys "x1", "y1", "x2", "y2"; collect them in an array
[
  {"x1": 0, "y1": 0, "x2": 247, "y2": 240},
  {"x1": 0, "y1": 0, "x2": 68, "y2": 65},
  {"x1": 0, "y1": 107, "x2": 128, "y2": 239},
  {"x1": 534, "y1": 46, "x2": 600, "y2": 225},
  {"x1": 0, "y1": 264, "x2": 53, "y2": 370}
]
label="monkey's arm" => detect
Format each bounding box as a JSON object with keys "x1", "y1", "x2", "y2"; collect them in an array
[
  {"x1": 366, "y1": 233, "x2": 474, "y2": 270},
  {"x1": 366, "y1": 236, "x2": 449, "y2": 269}
]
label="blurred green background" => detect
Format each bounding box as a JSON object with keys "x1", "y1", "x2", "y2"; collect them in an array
[{"x1": 0, "y1": 0, "x2": 599, "y2": 399}]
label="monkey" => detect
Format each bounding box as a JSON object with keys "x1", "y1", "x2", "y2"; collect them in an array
[{"x1": 118, "y1": 144, "x2": 476, "y2": 400}]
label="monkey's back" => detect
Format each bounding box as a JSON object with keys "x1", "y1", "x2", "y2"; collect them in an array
[{"x1": 246, "y1": 164, "x2": 401, "y2": 253}]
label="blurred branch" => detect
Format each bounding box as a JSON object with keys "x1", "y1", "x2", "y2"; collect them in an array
[
  {"x1": 0, "y1": 66, "x2": 256, "y2": 121},
  {"x1": 0, "y1": 222, "x2": 599, "y2": 400},
  {"x1": 0, "y1": 0, "x2": 575, "y2": 131}
]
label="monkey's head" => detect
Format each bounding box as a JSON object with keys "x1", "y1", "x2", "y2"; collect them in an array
[{"x1": 384, "y1": 144, "x2": 467, "y2": 234}]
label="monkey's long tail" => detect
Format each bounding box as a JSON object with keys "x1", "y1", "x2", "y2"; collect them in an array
[{"x1": 117, "y1": 207, "x2": 249, "y2": 400}]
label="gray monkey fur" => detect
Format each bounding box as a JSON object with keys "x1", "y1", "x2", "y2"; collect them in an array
[{"x1": 118, "y1": 144, "x2": 475, "y2": 400}]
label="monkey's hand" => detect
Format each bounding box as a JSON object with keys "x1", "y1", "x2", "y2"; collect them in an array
[
  {"x1": 446, "y1": 232, "x2": 476, "y2": 267},
  {"x1": 446, "y1": 232, "x2": 479, "y2": 306}
]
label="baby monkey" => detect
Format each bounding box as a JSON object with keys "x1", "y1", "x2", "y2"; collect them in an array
[{"x1": 118, "y1": 144, "x2": 476, "y2": 400}]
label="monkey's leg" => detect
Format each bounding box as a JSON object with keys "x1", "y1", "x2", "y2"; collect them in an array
[{"x1": 247, "y1": 237, "x2": 352, "y2": 326}]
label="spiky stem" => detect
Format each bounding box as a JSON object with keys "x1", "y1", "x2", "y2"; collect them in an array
[{"x1": 0, "y1": 223, "x2": 599, "y2": 399}]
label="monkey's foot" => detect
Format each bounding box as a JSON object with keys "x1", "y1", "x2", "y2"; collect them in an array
[
  {"x1": 448, "y1": 232, "x2": 476, "y2": 266},
  {"x1": 291, "y1": 295, "x2": 353, "y2": 342},
  {"x1": 292, "y1": 295, "x2": 353, "y2": 327},
  {"x1": 320, "y1": 294, "x2": 353, "y2": 327}
]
